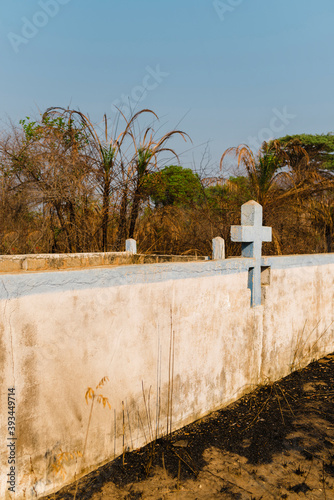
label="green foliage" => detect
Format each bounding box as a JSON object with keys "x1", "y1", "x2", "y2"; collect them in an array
[
  {"x1": 278, "y1": 133, "x2": 334, "y2": 170},
  {"x1": 257, "y1": 150, "x2": 281, "y2": 181},
  {"x1": 19, "y1": 117, "x2": 41, "y2": 141},
  {"x1": 137, "y1": 146, "x2": 154, "y2": 177},
  {"x1": 100, "y1": 145, "x2": 115, "y2": 174},
  {"x1": 20, "y1": 114, "x2": 87, "y2": 146},
  {"x1": 205, "y1": 176, "x2": 250, "y2": 210},
  {"x1": 145, "y1": 165, "x2": 204, "y2": 208},
  {"x1": 228, "y1": 175, "x2": 252, "y2": 193}
]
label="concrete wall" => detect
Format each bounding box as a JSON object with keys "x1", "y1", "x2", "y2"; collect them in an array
[
  {"x1": 1, "y1": 254, "x2": 334, "y2": 499},
  {"x1": 261, "y1": 254, "x2": 334, "y2": 380}
]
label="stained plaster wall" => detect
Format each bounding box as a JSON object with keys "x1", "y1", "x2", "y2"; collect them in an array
[
  {"x1": 261, "y1": 255, "x2": 334, "y2": 380},
  {"x1": 0, "y1": 254, "x2": 334, "y2": 499}
]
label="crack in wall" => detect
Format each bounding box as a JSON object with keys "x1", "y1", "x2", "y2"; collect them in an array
[{"x1": 1, "y1": 278, "x2": 16, "y2": 387}]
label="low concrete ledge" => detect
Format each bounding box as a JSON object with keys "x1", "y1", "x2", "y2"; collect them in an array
[
  {"x1": 0, "y1": 252, "x2": 209, "y2": 273},
  {"x1": 0, "y1": 252, "x2": 132, "y2": 273}
]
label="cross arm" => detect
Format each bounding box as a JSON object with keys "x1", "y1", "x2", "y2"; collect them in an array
[
  {"x1": 231, "y1": 225, "x2": 272, "y2": 243},
  {"x1": 261, "y1": 226, "x2": 272, "y2": 243},
  {"x1": 231, "y1": 225, "x2": 255, "y2": 243}
]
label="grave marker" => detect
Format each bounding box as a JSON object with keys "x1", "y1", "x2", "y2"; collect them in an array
[
  {"x1": 231, "y1": 201, "x2": 272, "y2": 306},
  {"x1": 125, "y1": 239, "x2": 137, "y2": 254},
  {"x1": 212, "y1": 237, "x2": 225, "y2": 260}
]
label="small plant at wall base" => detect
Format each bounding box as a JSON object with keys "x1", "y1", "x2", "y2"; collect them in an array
[
  {"x1": 290, "y1": 320, "x2": 334, "y2": 373},
  {"x1": 50, "y1": 449, "x2": 83, "y2": 498},
  {"x1": 73, "y1": 376, "x2": 111, "y2": 500}
]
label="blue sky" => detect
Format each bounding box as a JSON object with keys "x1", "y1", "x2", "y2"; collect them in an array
[{"x1": 1, "y1": 0, "x2": 333, "y2": 172}]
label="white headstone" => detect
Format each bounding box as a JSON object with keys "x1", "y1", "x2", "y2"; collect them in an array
[
  {"x1": 125, "y1": 239, "x2": 137, "y2": 254},
  {"x1": 212, "y1": 237, "x2": 225, "y2": 260}
]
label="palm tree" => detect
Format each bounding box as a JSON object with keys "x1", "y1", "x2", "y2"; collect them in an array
[
  {"x1": 126, "y1": 127, "x2": 189, "y2": 239},
  {"x1": 44, "y1": 108, "x2": 189, "y2": 251},
  {"x1": 220, "y1": 139, "x2": 334, "y2": 253},
  {"x1": 307, "y1": 197, "x2": 334, "y2": 252},
  {"x1": 43, "y1": 108, "x2": 157, "y2": 251},
  {"x1": 221, "y1": 141, "x2": 292, "y2": 207},
  {"x1": 220, "y1": 139, "x2": 334, "y2": 208}
]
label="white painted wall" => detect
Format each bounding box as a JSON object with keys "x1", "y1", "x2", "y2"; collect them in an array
[{"x1": 0, "y1": 255, "x2": 333, "y2": 499}]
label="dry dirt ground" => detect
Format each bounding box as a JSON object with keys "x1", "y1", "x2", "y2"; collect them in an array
[{"x1": 44, "y1": 353, "x2": 334, "y2": 500}]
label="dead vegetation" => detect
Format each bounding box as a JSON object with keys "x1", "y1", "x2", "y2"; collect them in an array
[{"x1": 1, "y1": 110, "x2": 334, "y2": 257}]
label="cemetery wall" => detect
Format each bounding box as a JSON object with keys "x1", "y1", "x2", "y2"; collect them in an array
[{"x1": 0, "y1": 253, "x2": 334, "y2": 498}]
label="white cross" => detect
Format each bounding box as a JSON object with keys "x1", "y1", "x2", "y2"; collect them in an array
[{"x1": 231, "y1": 201, "x2": 272, "y2": 306}]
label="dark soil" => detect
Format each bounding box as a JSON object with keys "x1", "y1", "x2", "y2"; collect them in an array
[{"x1": 43, "y1": 353, "x2": 334, "y2": 499}]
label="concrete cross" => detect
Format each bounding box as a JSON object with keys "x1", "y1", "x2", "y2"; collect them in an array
[{"x1": 231, "y1": 201, "x2": 272, "y2": 307}]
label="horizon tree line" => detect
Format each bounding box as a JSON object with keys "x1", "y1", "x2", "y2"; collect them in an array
[{"x1": 0, "y1": 107, "x2": 333, "y2": 257}]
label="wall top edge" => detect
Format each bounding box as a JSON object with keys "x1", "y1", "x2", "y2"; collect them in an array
[
  {"x1": 0, "y1": 252, "x2": 332, "y2": 299},
  {"x1": 262, "y1": 253, "x2": 334, "y2": 269},
  {"x1": 0, "y1": 252, "x2": 209, "y2": 261},
  {"x1": 0, "y1": 251, "x2": 130, "y2": 260},
  {"x1": 0, "y1": 258, "x2": 254, "y2": 300}
]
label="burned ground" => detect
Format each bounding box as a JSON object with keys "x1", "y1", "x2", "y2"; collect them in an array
[{"x1": 44, "y1": 353, "x2": 334, "y2": 499}]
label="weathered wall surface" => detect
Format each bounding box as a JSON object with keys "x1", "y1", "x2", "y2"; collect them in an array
[
  {"x1": 261, "y1": 255, "x2": 334, "y2": 380},
  {"x1": 0, "y1": 254, "x2": 333, "y2": 499}
]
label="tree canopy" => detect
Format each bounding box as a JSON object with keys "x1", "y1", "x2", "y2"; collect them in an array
[
  {"x1": 145, "y1": 165, "x2": 204, "y2": 208},
  {"x1": 278, "y1": 133, "x2": 334, "y2": 171}
]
